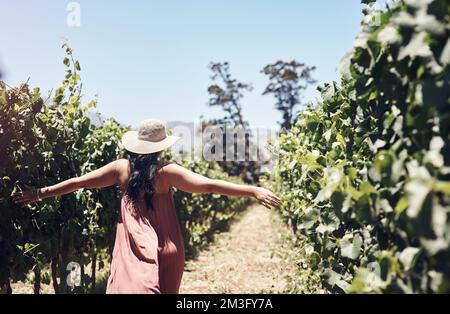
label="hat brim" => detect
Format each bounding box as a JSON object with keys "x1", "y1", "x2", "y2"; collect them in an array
[{"x1": 121, "y1": 131, "x2": 181, "y2": 154}]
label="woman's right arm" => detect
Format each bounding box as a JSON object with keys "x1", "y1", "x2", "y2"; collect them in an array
[
  {"x1": 164, "y1": 163, "x2": 281, "y2": 209},
  {"x1": 13, "y1": 159, "x2": 126, "y2": 206}
]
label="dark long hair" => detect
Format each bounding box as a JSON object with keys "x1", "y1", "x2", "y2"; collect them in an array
[{"x1": 124, "y1": 150, "x2": 161, "y2": 210}]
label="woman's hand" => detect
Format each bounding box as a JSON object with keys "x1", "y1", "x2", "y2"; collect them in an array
[
  {"x1": 253, "y1": 187, "x2": 281, "y2": 209},
  {"x1": 12, "y1": 188, "x2": 42, "y2": 206}
]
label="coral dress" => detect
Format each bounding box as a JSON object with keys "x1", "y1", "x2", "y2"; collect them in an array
[{"x1": 106, "y1": 191, "x2": 185, "y2": 294}]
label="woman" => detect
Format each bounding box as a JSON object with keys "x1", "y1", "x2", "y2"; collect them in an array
[{"x1": 13, "y1": 119, "x2": 281, "y2": 294}]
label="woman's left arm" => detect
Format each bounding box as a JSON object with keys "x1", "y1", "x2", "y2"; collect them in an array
[{"x1": 13, "y1": 159, "x2": 124, "y2": 206}]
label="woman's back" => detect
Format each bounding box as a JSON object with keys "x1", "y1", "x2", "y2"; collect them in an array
[
  {"x1": 115, "y1": 159, "x2": 172, "y2": 194},
  {"x1": 106, "y1": 159, "x2": 185, "y2": 294}
]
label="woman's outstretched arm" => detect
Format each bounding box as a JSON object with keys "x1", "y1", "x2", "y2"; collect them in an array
[
  {"x1": 13, "y1": 159, "x2": 126, "y2": 206},
  {"x1": 164, "y1": 163, "x2": 281, "y2": 209}
]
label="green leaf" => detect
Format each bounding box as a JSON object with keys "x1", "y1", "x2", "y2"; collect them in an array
[
  {"x1": 370, "y1": 150, "x2": 395, "y2": 184},
  {"x1": 315, "y1": 167, "x2": 343, "y2": 202},
  {"x1": 87, "y1": 100, "x2": 97, "y2": 108},
  {"x1": 307, "y1": 252, "x2": 321, "y2": 271},
  {"x1": 405, "y1": 173, "x2": 432, "y2": 218},
  {"x1": 330, "y1": 191, "x2": 345, "y2": 209},
  {"x1": 298, "y1": 207, "x2": 319, "y2": 230},
  {"x1": 398, "y1": 32, "x2": 433, "y2": 61},
  {"x1": 355, "y1": 194, "x2": 374, "y2": 224},
  {"x1": 360, "y1": 181, "x2": 377, "y2": 195},
  {"x1": 348, "y1": 185, "x2": 363, "y2": 200},
  {"x1": 348, "y1": 268, "x2": 384, "y2": 293},
  {"x1": 428, "y1": 271, "x2": 444, "y2": 293},
  {"x1": 323, "y1": 269, "x2": 341, "y2": 286},
  {"x1": 316, "y1": 223, "x2": 335, "y2": 234},
  {"x1": 435, "y1": 181, "x2": 450, "y2": 194},
  {"x1": 395, "y1": 197, "x2": 409, "y2": 215},
  {"x1": 439, "y1": 38, "x2": 450, "y2": 65},
  {"x1": 420, "y1": 238, "x2": 447, "y2": 255},
  {"x1": 340, "y1": 233, "x2": 363, "y2": 260},
  {"x1": 378, "y1": 26, "x2": 401, "y2": 45},
  {"x1": 63, "y1": 57, "x2": 70, "y2": 67},
  {"x1": 424, "y1": 136, "x2": 445, "y2": 168},
  {"x1": 399, "y1": 247, "x2": 421, "y2": 271}
]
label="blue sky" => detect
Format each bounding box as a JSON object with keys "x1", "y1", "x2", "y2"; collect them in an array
[{"x1": 1, "y1": 0, "x2": 366, "y2": 128}]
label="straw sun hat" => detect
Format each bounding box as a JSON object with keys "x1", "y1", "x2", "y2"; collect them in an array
[{"x1": 121, "y1": 119, "x2": 181, "y2": 154}]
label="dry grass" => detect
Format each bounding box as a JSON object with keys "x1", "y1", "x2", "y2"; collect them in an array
[
  {"x1": 11, "y1": 279, "x2": 54, "y2": 294},
  {"x1": 179, "y1": 204, "x2": 296, "y2": 293}
]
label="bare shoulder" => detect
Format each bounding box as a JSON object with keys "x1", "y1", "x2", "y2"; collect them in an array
[
  {"x1": 155, "y1": 160, "x2": 179, "y2": 193},
  {"x1": 158, "y1": 162, "x2": 189, "y2": 187},
  {"x1": 159, "y1": 161, "x2": 185, "y2": 175},
  {"x1": 114, "y1": 159, "x2": 131, "y2": 186},
  {"x1": 115, "y1": 158, "x2": 130, "y2": 172}
]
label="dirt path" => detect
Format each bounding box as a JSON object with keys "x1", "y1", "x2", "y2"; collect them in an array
[{"x1": 180, "y1": 204, "x2": 295, "y2": 294}]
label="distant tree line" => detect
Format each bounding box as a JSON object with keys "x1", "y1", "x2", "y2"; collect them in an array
[{"x1": 203, "y1": 60, "x2": 317, "y2": 183}]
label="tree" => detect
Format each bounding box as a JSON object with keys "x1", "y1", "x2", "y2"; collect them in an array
[
  {"x1": 262, "y1": 60, "x2": 317, "y2": 131},
  {"x1": 206, "y1": 62, "x2": 252, "y2": 128},
  {"x1": 204, "y1": 62, "x2": 261, "y2": 183}
]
